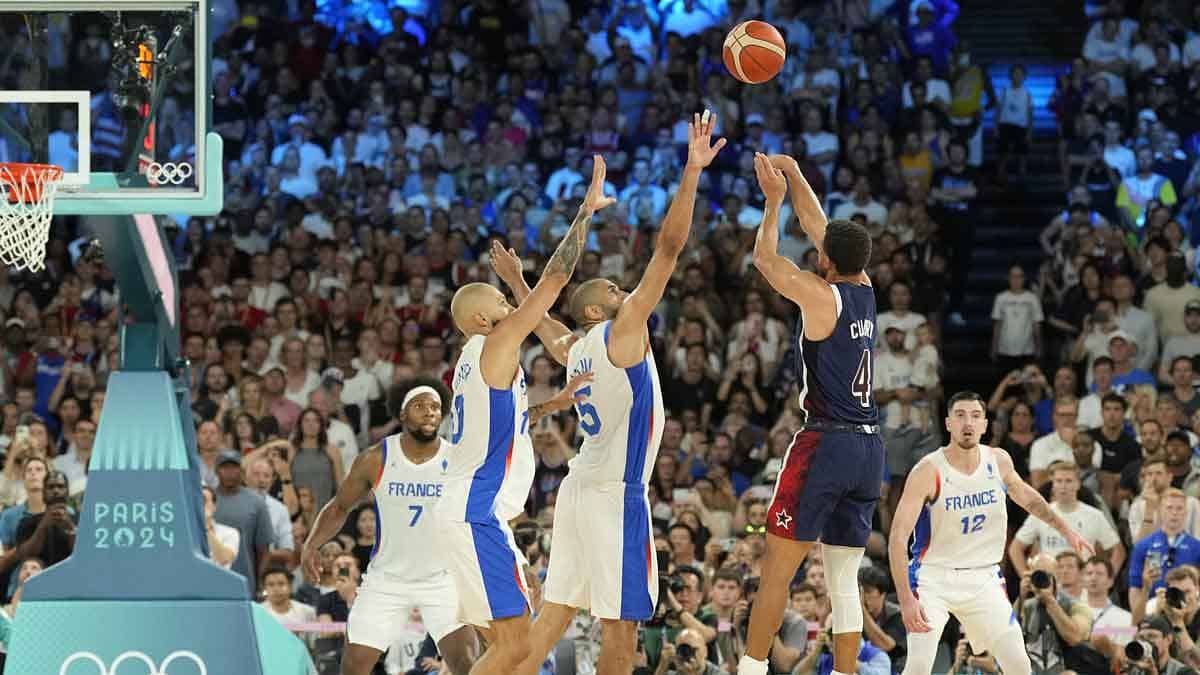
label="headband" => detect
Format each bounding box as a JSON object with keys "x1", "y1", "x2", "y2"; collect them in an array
[{"x1": 401, "y1": 385, "x2": 441, "y2": 411}]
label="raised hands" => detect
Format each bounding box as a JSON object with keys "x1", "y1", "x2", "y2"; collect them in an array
[
  {"x1": 489, "y1": 239, "x2": 523, "y2": 286},
  {"x1": 753, "y1": 152, "x2": 788, "y2": 206},
  {"x1": 581, "y1": 154, "x2": 617, "y2": 215},
  {"x1": 686, "y1": 110, "x2": 727, "y2": 169}
]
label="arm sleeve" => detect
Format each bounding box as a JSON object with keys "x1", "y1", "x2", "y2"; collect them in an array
[
  {"x1": 1128, "y1": 540, "x2": 1146, "y2": 589},
  {"x1": 1032, "y1": 297, "x2": 1044, "y2": 322},
  {"x1": 991, "y1": 295, "x2": 1004, "y2": 321}
]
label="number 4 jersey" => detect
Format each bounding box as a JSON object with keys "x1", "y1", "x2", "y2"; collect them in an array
[
  {"x1": 909, "y1": 445, "x2": 1009, "y2": 580},
  {"x1": 795, "y1": 282, "x2": 879, "y2": 425},
  {"x1": 565, "y1": 321, "x2": 665, "y2": 485}
]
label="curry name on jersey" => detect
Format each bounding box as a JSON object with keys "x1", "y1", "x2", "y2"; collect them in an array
[{"x1": 795, "y1": 282, "x2": 879, "y2": 425}]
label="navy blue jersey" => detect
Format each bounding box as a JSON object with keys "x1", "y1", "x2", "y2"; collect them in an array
[{"x1": 794, "y1": 281, "x2": 879, "y2": 425}]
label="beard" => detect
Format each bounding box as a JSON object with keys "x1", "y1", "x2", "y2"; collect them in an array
[{"x1": 407, "y1": 426, "x2": 439, "y2": 443}]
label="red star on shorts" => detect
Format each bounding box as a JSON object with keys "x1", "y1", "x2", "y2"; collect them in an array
[{"x1": 775, "y1": 508, "x2": 793, "y2": 529}]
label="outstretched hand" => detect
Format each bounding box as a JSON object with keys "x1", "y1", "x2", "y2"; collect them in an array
[
  {"x1": 489, "y1": 240, "x2": 523, "y2": 284},
  {"x1": 582, "y1": 155, "x2": 617, "y2": 214},
  {"x1": 753, "y1": 152, "x2": 788, "y2": 205},
  {"x1": 549, "y1": 370, "x2": 596, "y2": 413},
  {"x1": 686, "y1": 110, "x2": 727, "y2": 169}
]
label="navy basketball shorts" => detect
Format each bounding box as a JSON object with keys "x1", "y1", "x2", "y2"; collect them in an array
[{"x1": 766, "y1": 429, "x2": 886, "y2": 547}]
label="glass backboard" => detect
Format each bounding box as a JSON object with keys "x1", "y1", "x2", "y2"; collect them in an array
[{"x1": 0, "y1": 0, "x2": 222, "y2": 215}]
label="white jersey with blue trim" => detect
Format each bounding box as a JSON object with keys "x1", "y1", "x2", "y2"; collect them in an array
[
  {"x1": 565, "y1": 321, "x2": 665, "y2": 485},
  {"x1": 908, "y1": 445, "x2": 1009, "y2": 578},
  {"x1": 368, "y1": 437, "x2": 451, "y2": 582},
  {"x1": 440, "y1": 334, "x2": 534, "y2": 523}
]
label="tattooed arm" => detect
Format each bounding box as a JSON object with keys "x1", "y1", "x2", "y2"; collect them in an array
[
  {"x1": 483, "y1": 156, "x2": 615, "y2": 384},
  {"x1": 996, "y1": 447, "x2": 1095, "y2": 558}
]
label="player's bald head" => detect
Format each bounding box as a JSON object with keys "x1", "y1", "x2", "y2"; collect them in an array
[
  {"x1": 451, "y1": 283, "x2": 505, "y2": 334},
  {"x1": 570, "y1": 278, "x2": 613, "y2": 323}
]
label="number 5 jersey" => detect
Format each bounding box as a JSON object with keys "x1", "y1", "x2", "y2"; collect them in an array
[{"x1": 564, "y1": 321, "x2": 665, "y2": 487}]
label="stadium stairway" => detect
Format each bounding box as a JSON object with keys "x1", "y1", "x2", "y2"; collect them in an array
[{"x1": 937, "y1": 0, "x2": 1087, "y2": 400}]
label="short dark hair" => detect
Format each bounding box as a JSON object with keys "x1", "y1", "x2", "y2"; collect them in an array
[
  {"x1": 822, "y1": 219, "x2": 872, "y2": 275},
  {"x1": 1101, "y1": 392, "x2": 1128, "y2": 410},
  {"x1": 668, "y1": 522, "x2": 697, "y2": 545},
  {"x1": 674, "y1": 564, "x2": 705, "y2": 589},
  {"x1": 947, "y1": 390, "x2": 985, "y2": 413},
  {"x1": 388, "y1": 376, "x2": 452, "y2": 420},
  {"x1": 1093, "y1": 356, "x2": 1114, "y2": 370},
  {"x1": 790, "y1": 582, "x2": 819, "y2": 597},
  {"x1": 1086, "y1": 556, "x2": 1113, "y2": 578},
  {"x1": 712, "y1": 568, "x2": 743, "y2": 588},
  {"x1": 260, "y1": 565, "x2": 292, "y2": 585},
  {"x1": 857, "y1": 566, "x2": 890, "y2": 593}
]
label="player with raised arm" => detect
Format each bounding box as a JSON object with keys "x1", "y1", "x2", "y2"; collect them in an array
[
  {"x1": 436, "y1": 155, "x2": 614, "y2": 675},
  {"x1": 888, "y1": 391, "x2": 1093, "y2": 675},
  {"x1": 491, "y1": 111, "x2": 726, "y2": 675},
  {"x1": 738, "y1": 154, "x2": 881, "y2": 675}
]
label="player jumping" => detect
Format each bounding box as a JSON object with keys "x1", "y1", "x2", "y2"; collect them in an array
[
  {"x1": 738, "y1": 153, "x2": 881, "y2": 675},
  {"x1": 888, "y1": 391, "x2": 1092, "y2": 675},
  {"x1": 437, "y1": 156, "x2": 613, "y2": 675},
  {"x1": 491, "y1": 111, "x2": 725, "y2": 675}
]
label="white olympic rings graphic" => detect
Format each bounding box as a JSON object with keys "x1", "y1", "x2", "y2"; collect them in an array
[
  {"x1": 59, "y1": 649, "x2": 207, "y2": 675},
  {"x1": 145, "y1": 162, "x2": 194, "y2": 186}
]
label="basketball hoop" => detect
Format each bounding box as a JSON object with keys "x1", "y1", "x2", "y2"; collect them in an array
[{"x1": 0, "y1": 162, "x2": 63, "y2": 273}]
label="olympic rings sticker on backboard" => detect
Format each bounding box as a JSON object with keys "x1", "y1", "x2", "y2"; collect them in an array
[
  {"x1": 59, "y1": 649, "x2": 207, "y2": 675},
  {"x1": 145, "y1": 162, "x2": 194, "y2": 186}
]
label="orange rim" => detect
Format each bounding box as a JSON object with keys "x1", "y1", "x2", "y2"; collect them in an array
[{"x1": 0, "y1": 162, "x2": 63, "y2": 204}]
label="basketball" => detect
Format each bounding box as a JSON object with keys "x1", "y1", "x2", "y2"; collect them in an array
[{"x1": 723, "y1": 20, "x2": 787, "y2": 84}]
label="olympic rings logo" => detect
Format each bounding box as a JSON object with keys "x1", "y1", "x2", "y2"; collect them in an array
[
  {"x1": 59, "y1": 650, "x2": 207, "y2": 675},
  {"x1": 145, "y1": 162, "x2": 194, "y2": 186}
]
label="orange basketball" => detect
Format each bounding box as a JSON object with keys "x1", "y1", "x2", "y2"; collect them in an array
[{"x1": 723, "y1": 20, "x2": 787, "y2": 84}]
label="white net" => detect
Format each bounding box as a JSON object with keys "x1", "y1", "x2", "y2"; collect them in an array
[{"x1": 0, "y1": 164, "x2": 62, "y2": 273}]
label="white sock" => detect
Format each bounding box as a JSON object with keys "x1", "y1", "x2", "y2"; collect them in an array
[{"x1": 737, "y1": 655, "x2": 768, "y2": 675}]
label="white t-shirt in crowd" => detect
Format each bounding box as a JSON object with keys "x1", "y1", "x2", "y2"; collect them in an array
[
  {"x1": 329, "y1": 418, "x2": 359, "y2": 480},
  {"x1": 213, "y1": 522, "x2": 241, "y2": 570},
  {"x1": 1029, "y1": 431, "x2": 1102, "y2": 472},
  {"x1": 260, "y1": 599, "x2": 317, "y2": 626},
  {"x1": 992, "y1": 290, "x2": 1044, "y2": 356},
  {"x1": 874, "y1": 350, "x2": 919, "y2": 429},
  {"x1": 874, "y1": 311, "x2": 927, "y2": 352},
  {"x1": 997, "y1": 86, "x2": 1032, "y2": 128},
  {"x1": 1015, "y1": 501, "x2": 1120, "y2": 555},
  {"x1": 901, "y1": 78, "x2": 951, "y2": 108}
]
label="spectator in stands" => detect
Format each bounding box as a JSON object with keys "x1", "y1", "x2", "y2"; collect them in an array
[
  {"x1": 260, "y1": 566, "x2": 316, "y2": 627},
  {"x1": 858, "y1": 566, "x2": 907, "y2": 672},
  {"x1": 213, "y1": 449, "x2": 271, "y2": 594},
  {"x1": 1091, "y1": 392, "x2": 1142, "y2": 507},
  {"x1": 1028, "y1": 400, "x2": 1086, "y2": 487},
  {"x1": 990, "y1": 264, "x2": 1044, "y2": 373},
  {"x1": 994, "y1": 64, "x2": 1034, "y2": 184},
  {"x1": 1017, "y1": 552, "x2": 1094, "y2": 672},
  {"x1": 1083, "y1": 556, "x2": 1134, "y2": 644},
  {"x1": 1010, "y1": 462, "x2": 1122, "y2": 575},
  {"x1": 202, "y1": 485, "x2": 238, "y2": 570},
  {"x1": 1117, "y1": 147, "x2": 1179, "y2": 229},
  {"x1": 1129, "y1": 489, "x2": 1200, "y2": 621}
]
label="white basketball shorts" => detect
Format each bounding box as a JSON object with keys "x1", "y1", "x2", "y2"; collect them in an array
[
  {"x1": 543, "y1": 475, "x2": 658, "y2": 621},
  {"x1": 435, "y1": 513, "x2": 530, "y2": 628},
  {"x1": 907, "y1": 564, "x2": 1018, "y2": 660},
  {"x1": 346, "y1": 569, "x2": 463, "y2": 652}
]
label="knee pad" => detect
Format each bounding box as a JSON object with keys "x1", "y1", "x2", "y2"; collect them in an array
[{"x1": 821, "y1": 543, "x2": 865, "y2": 634}]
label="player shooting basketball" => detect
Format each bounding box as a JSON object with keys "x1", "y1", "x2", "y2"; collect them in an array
[{"x1": 739, "y1": 154, "x2": 882, "y2": 675}]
